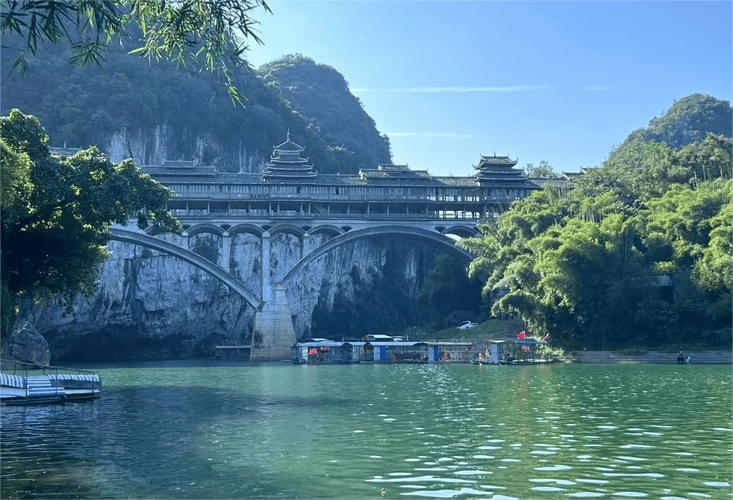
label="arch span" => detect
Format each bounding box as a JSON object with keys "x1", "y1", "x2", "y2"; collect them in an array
[
  {"x1": 269, "y1": 223, "x2": 305, "y2": 238},
  {"x1": 441, "y1": 225, "x2": 480, "y2": 238},
  {"x1": 186, "y1": 223, "x2": 225, "y2": 237},
  {"x1": 281, "y1": 225, "x2": 473, "y2": 284},
  {"x1": 228, "y1": 223, "x2": 264, "y2": 238},
  {"x1": 307, "y1": 224, "x2": 345, "y2": 237},
  {"x1": 109, "y1": 227, "x2": 262, "y2": 309}
]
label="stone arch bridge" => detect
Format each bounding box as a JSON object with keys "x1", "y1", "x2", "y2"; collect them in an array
[
  {"x1": 109, "y1": 219, "x2": 478, "y2": 360},
  {"x1": 105, "y1": 150, "x2": 539, "y2": 359}
]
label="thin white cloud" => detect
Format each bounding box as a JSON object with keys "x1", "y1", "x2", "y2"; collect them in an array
[
  {"x1": 585, "y1": 86, "x2": 610, "y2": 91},
  {"x1": 386, "y1": 132, "x2": 476, "y2": 139},
  {"x1": 352, "y1": 85, "x2": 549, "y2": 93}
]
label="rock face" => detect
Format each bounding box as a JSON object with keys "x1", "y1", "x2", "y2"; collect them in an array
[
  {"x1": 104, "y1": 126, "x2": 269, "y2": 173},
  {"x1": 15, "y1": 234, "x2": 443, "y2": 362},
  {"x1": 1, "y1": 321, "x2": 51, "y2": 366}
]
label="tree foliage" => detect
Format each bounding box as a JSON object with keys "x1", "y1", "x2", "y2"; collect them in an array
[
  {"x1": 258, "y1": 54, "x2": 392, "y2": 172},
  {"x1": 617, "y1": 93, "x2": 732, "y2": 150},
  {"x1": 0, "y1": 0, "x2": 272, "y2": 101},
  {"x1": 416, "y1": 253, "x2": 482, "y2": 327},
  {"x1": 460, "y1": 95, "x2": 732, "y2": 350},
  {"x1": 1, "y1": 109, "x2": 180, "y2": 337},
  {"x1": 523, "y1": 160, "x2": 559, "y2": 178},
  {"x1": 1, "y1": 42, "x2": 390, "y2": 174}
]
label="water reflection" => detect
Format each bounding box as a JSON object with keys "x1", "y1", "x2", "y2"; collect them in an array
[{"x1": 1, "y1": 363, "x2": 731, "y2": 499}]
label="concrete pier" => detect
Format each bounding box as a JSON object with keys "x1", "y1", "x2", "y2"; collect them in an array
[{"x1": 250, "y1": 284, "x2": 297, "y2": 361}]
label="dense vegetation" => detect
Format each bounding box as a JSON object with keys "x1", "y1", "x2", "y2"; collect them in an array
[
  {"x1": 1, "y1": 43, "x2": 390, "y2": 173},
  {"x1": 1, "y1": 109, "x2": 179, "y2": 338},
  {"x1": 459, "y1": 94, "x2": 732, "y2": 350},
  {"x1": 259, "y1": 54, "x2": 392, "y2": 172},
  {"x1": 0, "y1": 0, "x2": 271, "y2": 102}
]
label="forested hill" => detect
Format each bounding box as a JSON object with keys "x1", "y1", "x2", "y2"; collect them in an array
[
  {"x1": 459, "y1": 94, "x2": 732, "y2": 351},
  {"x1": 613, "y1": 93, "x2": 732, "y2": 153},
  {"x1": 258, "y1": 54, "x2": 392, "y2": 172},
  {"x1": 0, "y1": 39, "x2": 390, "y2": 173}
]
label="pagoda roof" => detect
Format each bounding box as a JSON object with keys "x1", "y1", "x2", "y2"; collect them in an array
[
  {"x1": 273, "y1": 130, "x2": 305, "y2": 152},
  {"x1": 269, "y1": 157, "x2": 310, "y2": 164},
  {"x1": 272, "y1": 140, "x2": 304, "y2": 152},
  {"x1": 474, "y1": 154, "x2": 518, "y2": 169}
]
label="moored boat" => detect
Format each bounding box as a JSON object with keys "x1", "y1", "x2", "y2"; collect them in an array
[{"x1": 1, "y1": 360, "x2": 101, "y2": 405}]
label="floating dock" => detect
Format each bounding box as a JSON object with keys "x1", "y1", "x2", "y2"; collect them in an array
[{"x1": 1, "y1": 360, "x2": 101, "y2": 405}]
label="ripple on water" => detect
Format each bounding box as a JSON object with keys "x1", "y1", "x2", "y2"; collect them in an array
[
  {"x1": 534, "y1": 464, "x2": 572, "y2": 471},
  {"x1": 529, "y1": 479, "x2": 577, "y2": 486},
  {"x1": 531, "y1": 486, "x2": 567, "y2": 492},
  {"x1": 568, "y1": 493, "x2": 606, "y2": 498},
  {"x1": 366, "y1": 476, "x2": 474, "y2": 484},
  {"x1": 453, "y1": 470, "x2": 492, "y2": 476},
  {"x1": 613, "y1": 492, "x2": 647, "y2": 498},
  {"x1": 703, "y1": 482, "x2": 731, "y2": 488},
  {"x1": 602, "y1": 472, "x2": 664, "y2": 478}
]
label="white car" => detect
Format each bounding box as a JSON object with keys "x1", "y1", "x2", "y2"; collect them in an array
[{"x1": 456, "y1": 321, "x2": 477, "y2": 330}]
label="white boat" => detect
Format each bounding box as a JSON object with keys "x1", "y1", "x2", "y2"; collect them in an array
[{"x1": 1, "y1": 360, "x2": 101, "y2": 405}]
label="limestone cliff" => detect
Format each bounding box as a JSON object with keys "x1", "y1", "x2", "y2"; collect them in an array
[
  {"x1": 16, "y1": 236, "x2": 442, "y2": 362},
  {"x1": 1, "y1": 40, "x2": 391, "y2": 174}
]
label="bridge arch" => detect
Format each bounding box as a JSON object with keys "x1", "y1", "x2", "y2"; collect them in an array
[
  {"x1": 269, "y1": 223, "x2": 305, "y2": 238},
  {"x1": 109, "y1": 227, "x2": 262, "y2": 309},
  {"x1": 441, "y1": 225, "x2": 480, "y2": 238},
  {"x1": 228, "y1": 223, "x2": 264, "y2": 238},
  {"x1": 306, "y1": 224, "x2": 345, "y2": 237},
  {"x1": 281, "y1": 225, "x2": 473, "y2": 284},
  {"x1": 186, "y1": 223, "x2": 225, "y2": 237}
]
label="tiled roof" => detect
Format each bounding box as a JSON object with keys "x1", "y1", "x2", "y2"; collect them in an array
[{"x1": 272, "y1": 139, "x2": 304, "y2": 152}]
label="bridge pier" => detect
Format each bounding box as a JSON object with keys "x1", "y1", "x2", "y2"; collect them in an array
[
  {"x1": 221, "y1": 232, "x2": 231, "y2": 272},
  {"x1": 250, "y1": 285, "x2": 296, "y2": 361},
  {"x1": 249, "y1": 231, "x2": 297, "y2": 361},
  {"x1": 261, "y1": 231, "x2": 271, "y2": 300}
]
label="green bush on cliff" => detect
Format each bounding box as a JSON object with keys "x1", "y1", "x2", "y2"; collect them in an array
[{"x1": 0, "y1": 109, "x2": 180, "y2": 339}]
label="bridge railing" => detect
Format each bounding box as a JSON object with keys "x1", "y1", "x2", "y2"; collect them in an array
[
  {"x1": 171, "y1": 210, "x2": 485, "y2": 221},
  {"x1": 169, "y1": 192, "x2": 522, "y2": 204}
]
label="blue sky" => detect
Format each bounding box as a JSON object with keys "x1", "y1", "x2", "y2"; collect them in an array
[{"x1": 245, "y1": 1, "x2": 732, "y2": 177}]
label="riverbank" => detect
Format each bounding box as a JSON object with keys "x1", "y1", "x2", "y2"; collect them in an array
[{"x1": 572, "y1": 350, "x2": 732, "y2": 364}]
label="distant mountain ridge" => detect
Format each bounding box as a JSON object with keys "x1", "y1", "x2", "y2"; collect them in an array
[
  {"x1": 615, "y1": 93, "x2": 732, "y2": 153},
  {"x1": 0, "y1": 41, "x2": 390, "y2": 174},
  {"x1": 258, "y1": 54, "x2": 392, "y2": 172}
]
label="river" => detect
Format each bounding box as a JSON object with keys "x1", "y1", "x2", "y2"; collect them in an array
[{"x1": 1, "y1": 361, "x2": 731, "y2": 499}]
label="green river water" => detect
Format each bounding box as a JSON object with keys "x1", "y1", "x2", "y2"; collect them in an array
[{"x1": 1, "y1": 361, "x2": 731, "y2": 499}]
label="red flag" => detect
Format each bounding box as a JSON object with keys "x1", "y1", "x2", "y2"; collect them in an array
[
  {"x1": 542, "y1": 334, "x2": 550, "y2": 342},
  {"x1": 517, "y1": 331, "x2": 526, "y2": 339}
]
